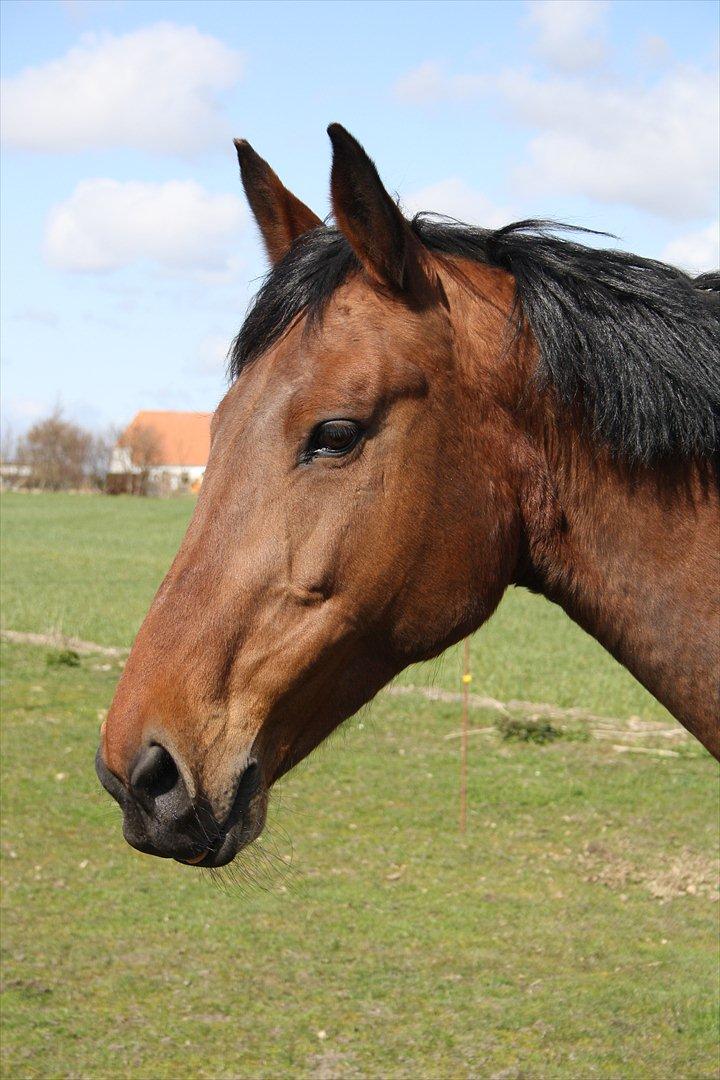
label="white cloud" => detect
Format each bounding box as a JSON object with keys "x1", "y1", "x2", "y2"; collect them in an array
[
  {"x1": 501, "y1": 66, "x2": 719, "y2": 219},
  {"x1": 393, "y1": 0, "x2": 609, "y2": 101},
  {"x1": 661, "y1": 221, "x2": 719, "y2": 274},
  {"x1": 1, "y1": 23, "x2": 243, "y2": 155},
  {"x1": 393, "y1": 61, "x2": 487, "y2": 104},
  {"x1": 395, "y1": 57, "x2": 718, "y2": 220},
  {"x1": 44, "y1": 179, "x2": 245, "y2": 273},
  {"x1": 403, "y1": 178, "x2": 510, "y2": 228},
  {"x1": 393, "y1": 0, "x2": 717, "y2": 222},
  {"x1": 525, "y1": 0, "x2": 609, "y2": 72}
]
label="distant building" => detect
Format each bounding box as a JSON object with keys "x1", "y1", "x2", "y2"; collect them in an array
[
  {"x1": 0, "y1": 462, "x2": 31, "y2": 490},
  {"x1": 109, "y1": 410, "x2": 212, "y2": 494}
]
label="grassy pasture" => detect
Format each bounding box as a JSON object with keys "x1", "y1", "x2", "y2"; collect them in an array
[{"x1": 1, "y1": 492, "x2": 718, "y2": 1079}]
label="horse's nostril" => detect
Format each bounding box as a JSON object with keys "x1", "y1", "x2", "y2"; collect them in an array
[
  {"x1": 129, "y1": 744, "x2": 180, "y2": 808},
  {"x1": 222, "y1": 759, "x2": 260, "y2": 830}
]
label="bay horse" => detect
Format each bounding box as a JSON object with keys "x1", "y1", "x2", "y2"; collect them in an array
[{"x1": 96, "y1": 125, "x2": 719, "y2": 868}]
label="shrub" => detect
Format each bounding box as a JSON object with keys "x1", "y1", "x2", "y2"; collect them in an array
[
  {"x1": 46, "y1": 649, "x2": 81, "y2": 668},
  {"x1": 496, "y1": 715, "x2": 562, "y2": 744}
]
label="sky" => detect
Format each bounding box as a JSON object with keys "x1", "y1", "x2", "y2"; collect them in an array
[{"x1": 1, "y1": 0, "x2": 718, "y2": 436}]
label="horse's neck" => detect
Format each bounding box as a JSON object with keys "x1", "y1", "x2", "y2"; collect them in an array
[{"x1": 518, "y1": 424, "x2": 719, "y2": 756}]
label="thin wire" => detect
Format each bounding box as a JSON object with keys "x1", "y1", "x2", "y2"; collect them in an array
[{"x1": 459, "y1": 637, "x2": 471, "y2": 834}]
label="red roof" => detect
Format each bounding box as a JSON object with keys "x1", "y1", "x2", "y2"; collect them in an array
[{"x1": 122, "y1": 411, "x2": 212, "y2": 467}]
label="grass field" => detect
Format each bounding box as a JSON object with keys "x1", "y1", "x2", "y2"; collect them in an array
[{"x1": 1, "y1": 492, "x2": 718, "y2": 1078}]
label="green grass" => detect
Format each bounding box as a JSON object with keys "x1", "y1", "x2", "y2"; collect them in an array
[
  {"x1": 1, "y1": 492, "x2": 193, "y2": 647},
  {"x1": 1, "y1": 492, "x2": 718, "y2": 1078}
]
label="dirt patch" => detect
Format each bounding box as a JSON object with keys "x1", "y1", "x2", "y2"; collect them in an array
[
  {"x1": 306, "y1": 1047, "x2": 360, "y2": 1079},
  {"x1": 387, "y1": 683, "x2": 688, "y2": 744},
  {"x1": 580, "y1": 841, "x2": 719, "y2": 902},
  {"x1": 1, "y1": 629, "x2": 127, "y2": 658}
]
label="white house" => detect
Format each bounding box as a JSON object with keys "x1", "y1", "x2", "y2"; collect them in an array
[{"x1": 110, "y1": 410, "x2": 212, "y2": 493}]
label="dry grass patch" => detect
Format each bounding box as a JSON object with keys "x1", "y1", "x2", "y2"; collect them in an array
[{"x1": 581, "y1": 840, "x2": 719, "y2": 902}]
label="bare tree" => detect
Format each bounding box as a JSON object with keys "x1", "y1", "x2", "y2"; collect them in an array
[
  {"x1": 87, "y1": 427, "x2": 117, "y2": 489},
  {"x1": 112, "y1": 422, "x2": 164, "y2": 494},
  {"x1": 118, "y1": 423, "x2": 163, "y2": 471},
  {"x1": 16, "y1": 409, "x2": 94, "y2": 490},
  {"x1": 1, "y1": 420, "x2": 17, "y2": 464}
]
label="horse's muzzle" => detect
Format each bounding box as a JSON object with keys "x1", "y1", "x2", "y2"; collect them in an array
[{"x1": 95, "y1": 744, "x2": 262, "y2": 867}]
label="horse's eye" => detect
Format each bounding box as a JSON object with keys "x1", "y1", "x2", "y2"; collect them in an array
[{"x1": 307, "y1": 420, "x2": 362, "y2": 459}]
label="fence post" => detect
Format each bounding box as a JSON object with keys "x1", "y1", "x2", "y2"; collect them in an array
[{"x1": 460, "y1": 636, "x2": 471, "y2": 833}]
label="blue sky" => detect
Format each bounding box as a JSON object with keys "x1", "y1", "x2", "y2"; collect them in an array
[{"x1": 1, "y1": 0, "x2": 718, "y2": 435}]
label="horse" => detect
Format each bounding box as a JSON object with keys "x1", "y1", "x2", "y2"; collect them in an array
[{"x1": 96, "y1": 124, "x2": 719, "y2": 868}]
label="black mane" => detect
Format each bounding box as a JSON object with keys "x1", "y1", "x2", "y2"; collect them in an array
[{"x1": 229, "y1": 217, "x2": 719, "y2": 464}]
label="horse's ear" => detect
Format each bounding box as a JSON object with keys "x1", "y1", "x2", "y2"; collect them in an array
[
  {"x1": 234, "y1": 139, "x2": 323, "y2": 265},
  {"x1": 327, "y1": 123, "x2": 428, "y2": 295}
]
